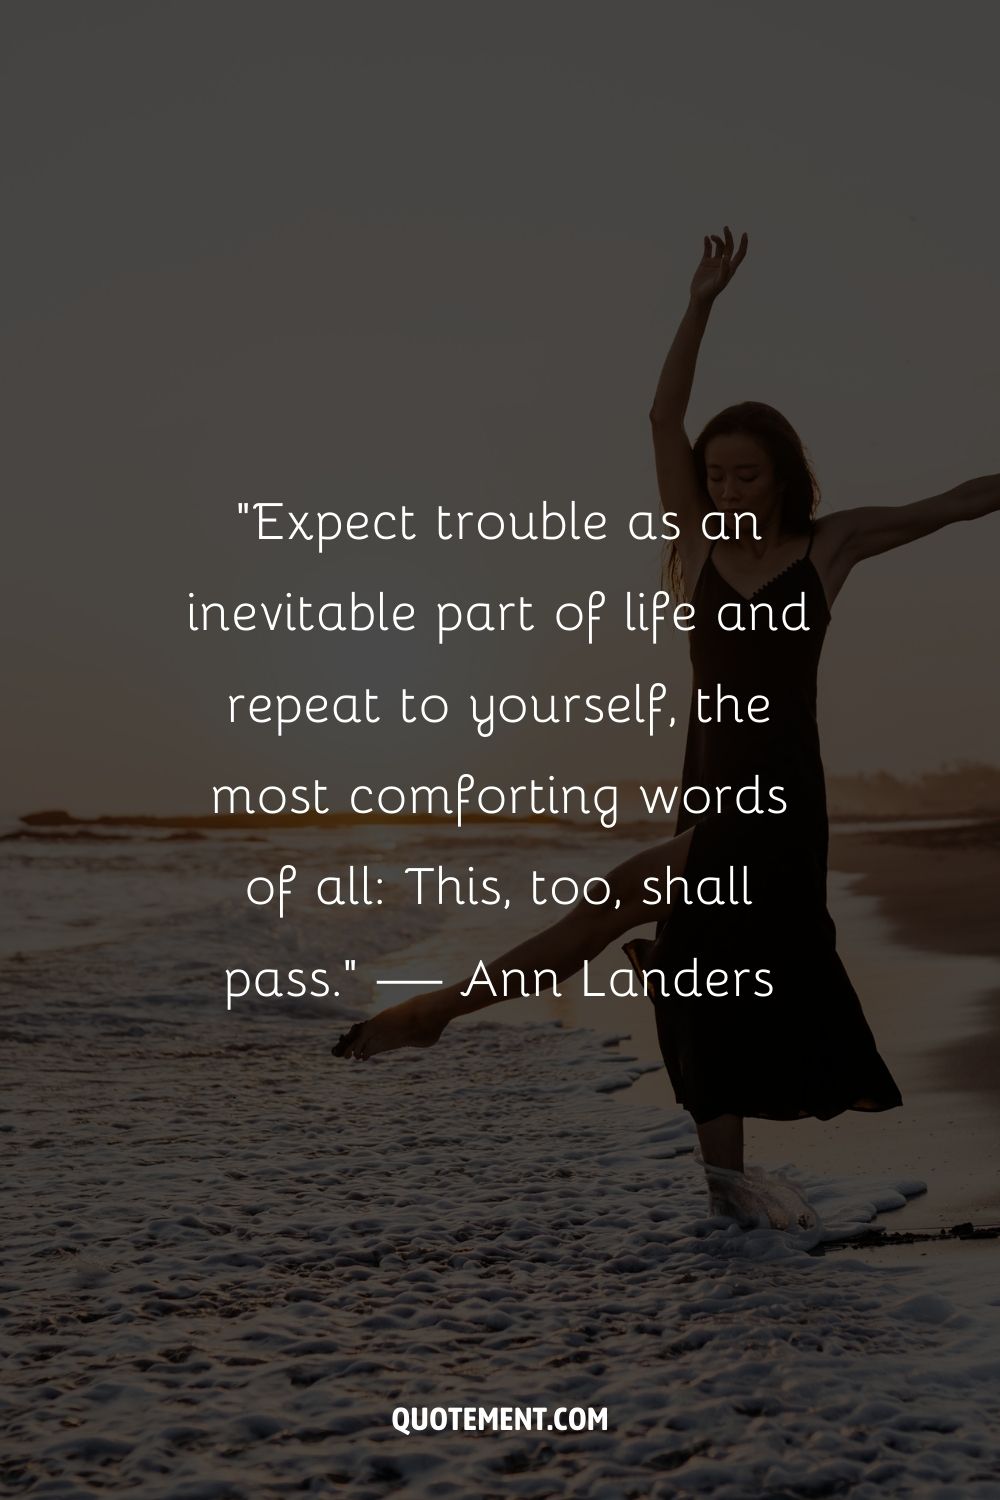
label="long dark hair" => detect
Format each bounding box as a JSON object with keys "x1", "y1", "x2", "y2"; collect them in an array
[{"x1": 664, "y1": 401, "x2": 821, "y2": 601}]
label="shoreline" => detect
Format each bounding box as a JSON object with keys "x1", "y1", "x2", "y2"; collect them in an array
[
  {"x1": 9, "y1": 1010, "x2": 997, "y2": 1494},
  {"x1": 829, "y1": 822, "x2": 1000, "y2": 1105},
  {"x1": 4, "y1": 813, "x2": 996, "y2": 1229},
  {"x1": 598, "y1": 818, "x2": 1000, "y2": 1229}
]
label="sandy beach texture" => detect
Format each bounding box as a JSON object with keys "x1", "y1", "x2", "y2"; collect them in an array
[
  {"x1": 5, "y1": 1008, "x2": 1000, "y2": 1497},
  {"x1": 418, "y1": 817, "x2": 1000, "y2": 1232},
  {"x1": 4, "y1": 816, "x2": 1000, "y2": 1494},
  {"x1": 830, "y1": 822, "x2": 1000, "y2": 1098}
]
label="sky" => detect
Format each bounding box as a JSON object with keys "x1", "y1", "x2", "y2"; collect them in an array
[{"x1": 3, "y1": 0, "x2": 999, "y2": 815}]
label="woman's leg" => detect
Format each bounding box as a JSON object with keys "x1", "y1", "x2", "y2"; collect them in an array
[
  {"x1": 333, "y1": 827, "x2": 695, "y2": 1059},
  {"x1": 696, "y1": 1114, "x2": 744, "y2": 1172}
]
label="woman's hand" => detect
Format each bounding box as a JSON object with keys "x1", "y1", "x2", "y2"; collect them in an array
[{"x1": 689, "y1": 225, "x2": 749, "y2": 308}]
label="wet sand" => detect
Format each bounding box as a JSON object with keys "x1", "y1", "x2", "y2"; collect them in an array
[
  {"x1": 512, "y1": 820, "x2": 1000, "y2": 1231},
  {"x1": 830, "y1": 820, "x2": 1000, "y2": 1102},
  {"x1": 5, "y1": 822, "x2": 999, "y2": 1491},
  {"x1": 739, "y1": 823, "x2": 1000, "y2": 1229},
  {"x1": 10, "y1": 1012, "x2": 996, "y2": 1496}
]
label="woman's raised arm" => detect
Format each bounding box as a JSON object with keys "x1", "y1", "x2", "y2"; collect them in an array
[
  {"x1": 649, "y1": 228, "x2": 748, "y2": 428},
  {"x1": 649, "y1": 228, "x2": 748, "y2": 576}
]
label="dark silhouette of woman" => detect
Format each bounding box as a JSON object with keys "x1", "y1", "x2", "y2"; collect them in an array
[{"x1": 334, "y1": 226, "x2": 1000, "y2": 1228}]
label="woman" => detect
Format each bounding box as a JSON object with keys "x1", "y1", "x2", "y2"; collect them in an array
[{"x1": 333, "y1": 226, "x2": 1000, "y2": 1228}]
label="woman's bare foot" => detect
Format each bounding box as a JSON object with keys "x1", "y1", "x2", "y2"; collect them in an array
[
  {"x1": 331, "y1": 994, "x2": 450, "y2": 1061},
  {"x1": 702, "y1": 1162, "x2": 820, "y2": 1231},
  {"x1": 746, "y1": 1165, "x2": 820, "y2": 1231}
]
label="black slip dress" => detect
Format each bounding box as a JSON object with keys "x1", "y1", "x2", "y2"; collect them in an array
[{"x1": 624, "y1": 527, "x2": 904, "y2": 1125}]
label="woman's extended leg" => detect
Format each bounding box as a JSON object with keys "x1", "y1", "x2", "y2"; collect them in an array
[{"x1": 332, "y1": 827, "x2": 695, "y2": 1059}]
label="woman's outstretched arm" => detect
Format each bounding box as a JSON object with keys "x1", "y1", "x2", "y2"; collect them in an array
[{"x1": 826, "y1": 474, "x2": 1000, "y2": 566}]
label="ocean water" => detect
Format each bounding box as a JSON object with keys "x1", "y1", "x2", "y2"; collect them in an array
[
  {"x1": 6, "y1": 818, "x2": 1000, "y2": 1497},
  {"x1": 4, "y1": 815, "x2": 999, "y2": 1227},
  {"x1": 0, "y1": 820, "x2": 655, "y2": 1021}
]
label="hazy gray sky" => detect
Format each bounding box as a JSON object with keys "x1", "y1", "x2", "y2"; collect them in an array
[{"x1": 4, "y1": 1, "x2": 999, "y2": 814}]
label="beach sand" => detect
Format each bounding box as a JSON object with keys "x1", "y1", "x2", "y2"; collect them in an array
[
  {"x1": 748, "y1": 822, "x2": 1000, "y2": 1229},
  {"x1": 4, "y1": 819, "x2": 1000, "y2": 1494},
  {"x1": 831, "y1": 821, "x2": 1000, "y2": 1097},
  {"x1": 6, "y1": 1009, "x2": 1000, "y2": 1497},
  {"x1": 444, "y1": 820, "x2": 1000, "y2": 1233}
]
